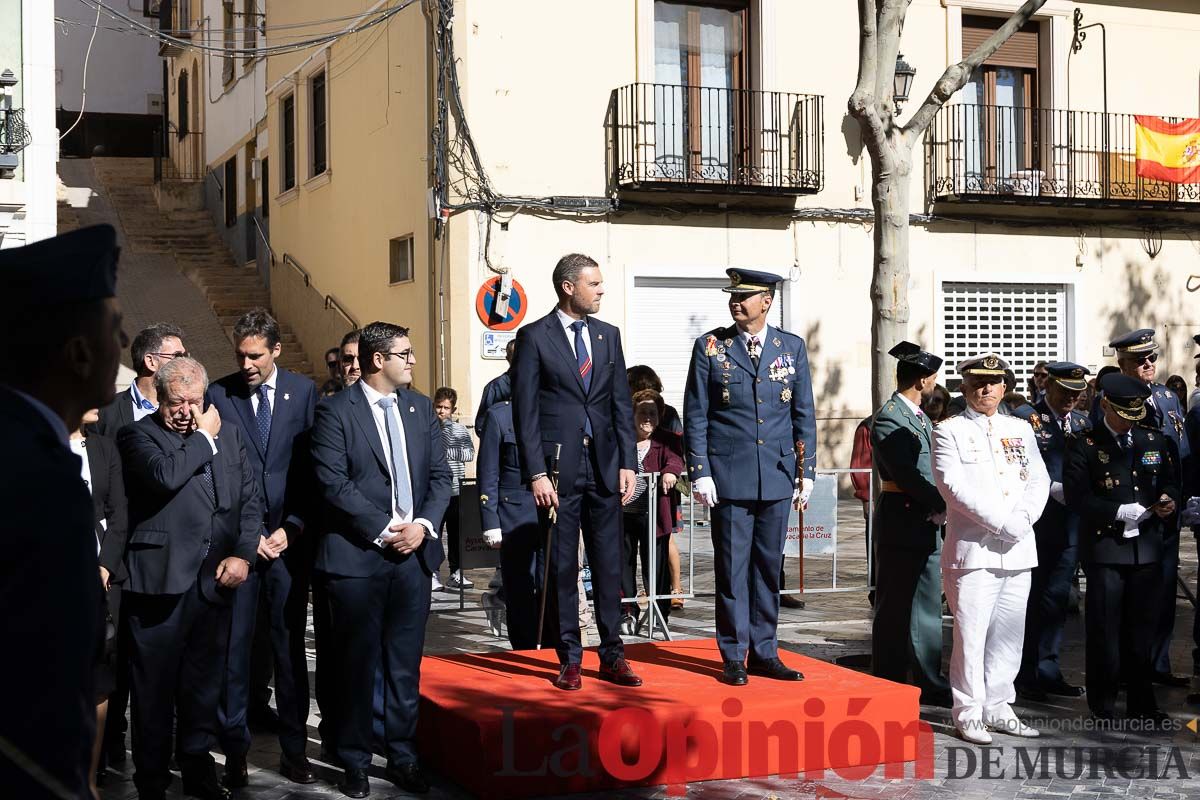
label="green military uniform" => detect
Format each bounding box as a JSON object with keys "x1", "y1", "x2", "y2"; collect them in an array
[{"x1": 870, "y1": 344, "x2": 950, "y2": 699}]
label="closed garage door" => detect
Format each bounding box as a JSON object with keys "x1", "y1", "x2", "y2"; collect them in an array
[{"x1": 628, "y1": 276, "x2": 785, "y2": 414}]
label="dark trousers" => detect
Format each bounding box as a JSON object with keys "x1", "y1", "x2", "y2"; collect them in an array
[
  {"x1": 500, "y1": 522, "x2": 545, "y2": 651},
  {"x1": 445, "y1": 495, "x2": 462, "y2": 573},
  {"x1": 621, "y1": 511, "x2": 671, "y2": 622},
  {"x1": 312, "y1": 570, "x2": 335, "y2": 747},
  {"x1": 1150, "y1": 533, "x2": 1180, "y2": 674},
  {"x1": 711, "y1": 497, "x2": 788, "y2": 664},
  {"x1": 220, "y1": 553, "x2": 310, "y2": 759},
  {"x1": 103, "y1": 605, "x2": 133, "y2": 750},
  {"x1": 1083, "y1": 561, "x2": 1161, "y2": 717},
  {"x1": 551, "y1": 443, "x2": 623, "y2": 666},
  {"x1": 126, "y1": 583, "x2": 230, "y2": 795},
  {"x1": 872, "y1": 543, "x2": 947, "y2": 692},
  {"x1": 1019, "y1": 530, "x2": 1078, "y2": 687},
  {"x1": 1193, "y1": 537, "x2": 1200, "y2": 671},
  {"x1": 325, "y1": 555, "x2": 430, "y2": 771}
]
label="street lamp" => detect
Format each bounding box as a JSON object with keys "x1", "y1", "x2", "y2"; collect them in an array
[{"x1": 893, "y1": 53, "x2": 916, "y2": 114}]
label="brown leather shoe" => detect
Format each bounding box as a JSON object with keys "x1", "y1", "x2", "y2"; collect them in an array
[
  {"x1": 599, "y1": 657, "x2": 644, "y2": 687},
  {"x1": 554, "y1": 663, "x2": 583, "y2": 691}
]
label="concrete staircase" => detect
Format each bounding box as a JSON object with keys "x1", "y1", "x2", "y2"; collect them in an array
[{"x1": 91, "y1": 159, "x2": 319, "y2": 382}]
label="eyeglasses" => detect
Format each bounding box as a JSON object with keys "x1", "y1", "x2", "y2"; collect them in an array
[
  {"x1": 341, "y1": 355, "x2": 359, "y2": 365},
  {"x1": 1033, "y1": 372, "x2": 1048, "y2": 379},
  {"x1": 381, "y1": 350, "x2": 415, "y2": 362},
  {"x1": 152, "y1": 351, "x2": 188, "y2": 360}
]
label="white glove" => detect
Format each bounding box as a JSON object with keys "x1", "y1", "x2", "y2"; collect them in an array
[
  {"x1": 798, "y1": 477, "x2": 814, "y2": 511},
  {"x1": 928, "y1": 512, "x2": 947, "y2": 527},
  {"x1": 1180, "y1": 497, "x2": 1200, "y2": 527},
  {"x1": 1049, "y1": 481, "x2": 1065, "y2": 505},
  {"x1": 1115, "y1": 503, "x2": 1147, "y2": 524},
  {"x1": 483, "y1": 528, "x2": 502, "y2": 549},
  {"x1": 692, "y1": 476, "x2": 719, "y2": 508},
  {"x1": 997, "y1": 510, "x2": 1033, "y2": 544}
]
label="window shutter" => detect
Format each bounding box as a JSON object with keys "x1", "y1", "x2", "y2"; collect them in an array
[{"x1": 962, "y1": 15, "x2": 1039, "y2": 70}]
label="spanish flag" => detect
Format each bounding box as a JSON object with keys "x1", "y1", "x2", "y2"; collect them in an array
[{"x1": 1135, "y1": 116, "x2": 1200, "y2": 183}]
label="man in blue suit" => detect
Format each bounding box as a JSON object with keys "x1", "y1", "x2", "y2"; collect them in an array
[
  {"x1": 475, "y1": 337, "x2": 515, "y2": 437},
  {"x1": 513, "y1": 253, "x2": 640, "y2": 691},
  {"x1": 1106, "y1": 329, "x2": 1191, "y2": 685},
  {"x1": 311, "y1": 321, "x2": 451, "y2": 798},
  {"x1": 208, "y1": 309, "x2": 319, "y2": 787},
  {"x1": 684, "y1": 269, "x2": 816, "y2": 686},
  {"x1": 1014, "y1": 362, "x2": 1091, "y2": 701}
]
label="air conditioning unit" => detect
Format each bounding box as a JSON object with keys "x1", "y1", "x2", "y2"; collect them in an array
[{"x1": 147, "y1": 94, "x2": 163, "y2": 115}]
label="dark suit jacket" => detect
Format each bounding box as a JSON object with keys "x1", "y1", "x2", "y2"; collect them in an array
[
  {"x1": 1064, "y1": 424, "x2": 1179, "y2": 565},
  {"x1": 91, "y1": 384, "x2": 138, "y2": 437},
  {"x1": 513, "y1": 309, "x2": 635, "y2": 493},
  {"x1": 86, "y1": 432, "x2": 129, "y2": 585},
  {"x1": 311, "y1": 382, "x2": 451, "y2": 577},
  {"x1": 478, "y1": 401, "x2": 537, "y2": 536},
  {"x1": 0, "y1": 387, "x2": 100, "y2": 799},
  {"x1": 474, "y1": 370, "x2": 512, "y2": 437},
  {"x1": 118, "y1": 416, "x2": 262, "y2": 604},
  {"x1": 1015, "y1": 400, "x2": 1091, "y2": 551},
  {"x1": 206, "y1": 368, "x2": 318, "y2": 536}
]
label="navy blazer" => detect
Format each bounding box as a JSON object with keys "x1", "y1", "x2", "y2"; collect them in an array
[
  {"x1": 0, "y1": 388, "x2": 100, "y2": 799},
  {"x1": 310, "y1": 382, "x2": 451, "y2": 577},
  {"x1": 683, "y1": 324, "x2": 817, "y2": 502},
  {"x1": 474, "y1": 370, "x2": 512, "y2": 437},
  {"x1": 86, "y1": 432, "x2": 130, "y2": 584},
  {"x1": 478, "y1": 401, "x2": 537, "y2": 535},
  {"x1": 512, "y1": 309, "x2": 635, "y2": 493},
  {"x1": 91, "y1": 384, "x2": 137, "y2": 437},
  {"x1": 1015, "y1": 399, "x2": 1092, "y2": 483},
  {"x1": 118, "y1": 417, "x2": 262, "y2": 604},
  {"x1": 206, "y1": 368, "x2": 318, "y2": 535}
]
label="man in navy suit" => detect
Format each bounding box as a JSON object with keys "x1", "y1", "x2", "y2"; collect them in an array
[
  {"x1": 208, "y1": 309, "x2": 319, "y2": 787},
  {"x1": 311, "y1": 321, "x2": 451, "y2": 798},
  {"x1": 119, "y1": 357, "x2": 260, "y2": 800},
  {"x1": 512, "y1": 253, "x2": 640, "y2": 691},
  {"x1": 683, "y1": 269, "x2": 816, "y2": 686},
  {"x1": 479, "y1": 399, "x2": 543, "y2": 649},
  {"x1": 1014, "y1": 362, "x2": 1091, "y2": 701}
]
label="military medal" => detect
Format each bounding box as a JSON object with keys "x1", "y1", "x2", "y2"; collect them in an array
[
  {"x1": 724, "y1": 338, "x2": 733, "y2": 347},
  {"x1": 772, "y1": 337, "x2": 782, "y2": 347},
  {"x1": 704, "y1": 335, "x2": 719, "y2": 356},
  {"x1": 1098, "y1": 451, "x2": 1109, "y2": 464},
  {"x1": 1019, "y1": 467, "x2": 1029, "y2": 481},
  {"x1": 1105, "y1": 476, "x2": 1114, "y2": 490},
  {"x1": 721, "y1": 386, "x2": 731, "y2": 406},
  {"x1": 781, "y1": 387, "x2": 792, "y2": 403},
  {"x1": 716, "y1": 353, "x2": 726, "y2": 362}
]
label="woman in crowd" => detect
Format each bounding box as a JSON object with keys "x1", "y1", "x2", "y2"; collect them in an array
[
  {"x1": 921, "y1": 384, "x2": 951, "y2": 422},
  {"x1": 70, "y1": 408, "x2": 127, "y2": 791}
]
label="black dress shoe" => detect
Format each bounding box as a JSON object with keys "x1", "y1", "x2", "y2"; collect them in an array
[
  {"x1": 1152, "y1": 671, "x2": 1190, "y2": 687},
  {"x1": 280, "y1": 752, "x2": 317, "y2": 784},
  {"x1": 385, "y1": 762, "x2": 431, "y2": 794},
  {"x1": 780, "y1": 594, "x2": 806, "y2": 609},
  {"x1": 747, "y1": 657, "x2": 804, "y2": 681},
  {"x1": 222, "y1": 755, "x2": 248, "y2": 789},
  {"x1": 1015, "y1": 683, "x2": 1048, "y2": 702},
  {"x1": 720, "y1": 660, "x2": 748, "y2": 686},
  {"x1": 1043, "y1": 679, "x2": 1085, "y2": 698},
  {"x1": 182, "y1": 771, "x2": 232, "y2": 800},
  {"x1": 339, "y1": 768, "x2": 370, "y2": 798}
]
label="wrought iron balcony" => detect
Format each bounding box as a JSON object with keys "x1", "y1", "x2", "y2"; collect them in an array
[
  {"x1": 0, "y1": 108, "x2": 31, "y2": 177},
  {"x1": 606, "y1": 83, "x2": 823, "y2": 196},
  {"x1": 926, "y1": 103, "x2": 1200, "y2": 210}
]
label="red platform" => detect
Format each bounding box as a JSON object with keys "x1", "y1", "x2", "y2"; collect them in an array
[{"x1": 416, "y1": 639, "x2": 928, "y2": 799}]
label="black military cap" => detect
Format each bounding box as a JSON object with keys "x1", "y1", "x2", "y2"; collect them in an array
[
  {"x1": 1098, "y1": 373, "x2": 1151, "y2": 421},
  {"x1": 0, "y1": 224, "x2": 119, "y2": 306},
  {"x1": 1109, "y1": 328, "x2": 1158, "y2": 355},
  {"x1": 888, "y1": 340, "x2": 942, "y2": 374},
  {"x1": 723, "y1": 268, "x2": 784, "y2": 294},
  {"x1": 1045, "y1": 361, "x2": 1090, "y2": 392},
  {"x1": 1192, "y1": 333, "x2": 1200, "y2": 358}
]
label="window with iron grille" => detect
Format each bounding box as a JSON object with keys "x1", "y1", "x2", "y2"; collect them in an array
[
  {"x1": 222, "y1": 2, "x2": 235, "y2": 84},
  {"x1": 938, "y1": 280, "x2": 1069, "y2": 391},
  {"x1": 389, "y1": 236, "x2": 414, "y2": 285},
  {"x1": 310, "y1": 70, "x2": 328, "y2": 177},
  {"x1": 281, "y1": 94, "x2": 295, "y2": 191}
]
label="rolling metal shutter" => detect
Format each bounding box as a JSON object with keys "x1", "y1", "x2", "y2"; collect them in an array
[
  {"x1": 962, "y1": 15, "x2": 1039, "y2": 69},
  {"x1": 939, "y1": 280, "x2": 1068, "y2": 390}
]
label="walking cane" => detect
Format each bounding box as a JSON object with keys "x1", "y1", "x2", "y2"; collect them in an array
[
  {"x1": 535, "y1": 443, "x2": 562, "y2": 650},
  {"x1": 793, "y1": 441, "x2": 806, "y2": 593}
]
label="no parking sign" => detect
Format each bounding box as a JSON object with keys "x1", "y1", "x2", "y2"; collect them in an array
[{"x1": 475, "y1": 276, "x2": 528, "y2": 330}]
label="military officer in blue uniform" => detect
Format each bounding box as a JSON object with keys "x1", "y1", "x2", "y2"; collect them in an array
[
  {"x1": 1106, "y1": 329, "x2": 1190, "y2": 685},
  {"x1": 870, "y1": 342, "x2": 950, "y2": 705},
  {"x1": 1013, "y1": 362, "x2": 1091, "y2": 700},
  {"x1": 1064, "y1": 374, "x2": 1179, "y2": 724},
  {"x1": 477, "y1": 400, "x2": 546, "y2": 650},
  {"x1": 684, "y1": 268, "x2": 816, "y2": 686}
]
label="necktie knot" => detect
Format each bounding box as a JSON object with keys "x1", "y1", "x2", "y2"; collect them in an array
[
  {"x1": 571, "y1": 320, "x2": 585, "y2": 333},
  {"x1": 378, "y1": 396, "x2": 395, "y2": 410},
  {"x1": 259, "y1": 383, "x2": 269, "y2": 400}
]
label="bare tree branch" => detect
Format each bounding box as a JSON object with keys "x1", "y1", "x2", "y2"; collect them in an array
[
  {"x1": 901, "y1": 0, "x2": 1048, "y2": 139},
  {"x1": 872, "y1": 0, "x2": 909, "y2": 108},
  {"x1": 847, "y1": 0, "x2": 886, "y2": 149}
]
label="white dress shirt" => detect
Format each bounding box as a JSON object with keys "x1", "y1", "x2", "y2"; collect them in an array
[
  {"x1": 130, "y1": 381, "x2": 157, "y2": 422},
  {"x1": 556, "y1": 307, "x2": 592, "y2": 360},
  {"x1": 739, "y1": 323, "x2": 772, "y2": 358},
  {"x1": 249, "y1": 365, "x2": 278, "y2": 415},
  {"x1": 357, "y1": 380, "x2": 435, "y2": 546}
]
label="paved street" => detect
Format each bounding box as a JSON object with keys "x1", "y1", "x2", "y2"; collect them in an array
[{"x1": 97, "y1": 500, "x2": 1200, "y2": 799}]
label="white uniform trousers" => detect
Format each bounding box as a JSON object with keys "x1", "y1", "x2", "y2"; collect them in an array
[{"x1": 944, "y1": 567, "x2": 1031, "y2": 730}]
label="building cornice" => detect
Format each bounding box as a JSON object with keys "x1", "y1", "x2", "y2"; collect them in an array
[{"x1": 941, "y1": 0, "x2": 1073, "y2": 17}]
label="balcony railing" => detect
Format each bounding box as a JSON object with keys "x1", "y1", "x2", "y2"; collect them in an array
[
  {"x1": 153, "y1": 127, "x2": 205, "y2": 182},
  {"x1": 0, "y1": 108, "x2": 30, "y2": 177},
  {"x1": 926, "y1": 103, "x2": 1200, "y2": 209},
  {"x1": 606, "y1": 83, "x2": 823, "y2": 196}
]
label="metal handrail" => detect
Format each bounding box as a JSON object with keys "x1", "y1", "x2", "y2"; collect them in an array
[
  {"x1": 252, "y1": 215, "x2": 275, "y2": 266},
  {"x1": 324, "y1": 295, "x2": 358, "y2": 329},
  {"x1": 281, "y1": 253, "x2": 310, "y2": 286},
  {"x1": 280, "y1": 253, "x2": 358, "y2": 329}
]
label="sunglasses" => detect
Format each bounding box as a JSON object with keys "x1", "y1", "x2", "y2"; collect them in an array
[
  {"x1": 341, "y1": 355, "x2": 360, "y2": 365},
  {"x1": 1136, "y1": 354, "x2": 1159, "y2": 365},
  {"x1": 152, "y1": 351, "x2": 188, "y2": 360}
]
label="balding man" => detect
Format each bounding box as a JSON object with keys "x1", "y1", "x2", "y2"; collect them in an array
[{"x1": 119, "y1": 357, "x2": 261, "y2": 800}]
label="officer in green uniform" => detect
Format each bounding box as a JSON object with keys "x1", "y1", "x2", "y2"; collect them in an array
[{"x1": 870, "y1": 341, "x2": 951, "y2": 705}]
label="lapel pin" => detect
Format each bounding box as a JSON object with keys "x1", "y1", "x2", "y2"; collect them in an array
[
  {"x1": 773, "y1": 337, "x2": 782, "y2": 347},
  {"x1": 410, "y1": 406, "x2": 416, "y2": 413},
  {"x1": 283, "y1": 393, "x2": 290, "y2": 401},
  {"x1": 598, "y1": 333, "x2": 603, "y2": 340}
]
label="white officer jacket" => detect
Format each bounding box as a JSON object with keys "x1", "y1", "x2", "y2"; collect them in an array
[{"x1": 933, "y1": 407, "x2": 1050, "y2": 571}]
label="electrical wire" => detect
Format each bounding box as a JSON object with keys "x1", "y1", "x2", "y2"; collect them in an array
[{"x1": 58, "y1": 1, "x2": 101, "y2": 141}]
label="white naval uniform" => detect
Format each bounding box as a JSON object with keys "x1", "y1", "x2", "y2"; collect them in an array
[{"x1": 932, "y1": 407, "x2": 1050, "y2": 730}]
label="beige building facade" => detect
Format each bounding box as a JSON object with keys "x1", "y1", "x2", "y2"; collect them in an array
[{"x1": 264, "y1": 0, "x2": 1200, "y2": 469}]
